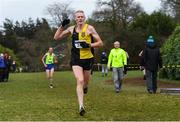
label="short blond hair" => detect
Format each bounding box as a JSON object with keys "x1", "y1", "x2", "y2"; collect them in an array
[
  {"x1": 75, "y1": 10, "x2": 84, "y2": 14},
  {"x1": 74, "y1": 10, "x2": 86, "y2": 19}
]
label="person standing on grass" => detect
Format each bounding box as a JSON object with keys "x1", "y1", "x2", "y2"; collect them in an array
[
  {"x1": 139, "y1": 50, "x2": 146, "y2": 80},
  {"x1": 42, "y1": 47, "x2": 57, "y2": 89},
  {"x1": 12, "y1": 60, "x2": 16, "y2": 72},
  {"x1": 108, "y1": 41, "x2": 127, "y2": 93},
  {"x1": 54, "y1": 10, "x2": 103, "y2": 116},
  {"x1": 123, "y1": 51, "x2": 129, "y2": 75},
  {"x1": 3, "y1": 53, "x2": 12, "y2": 82},
  {"x1": 140, "y1": 36, "x2": 162, "y2": 94},
  {"x1": 0, "y1": 53, "x2": 6, "y2": 82},
  {"x1": 100, "y1": 51, "x2": 108, "y2": 76}
]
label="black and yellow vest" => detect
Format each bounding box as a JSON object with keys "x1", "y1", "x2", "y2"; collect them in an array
[{"x1": 71, "y1": 24, "x2": 94, "y2": 60}]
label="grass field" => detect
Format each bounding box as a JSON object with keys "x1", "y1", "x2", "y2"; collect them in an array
[{"x1": 0, "y1": 71, "x2": 180, "y2": 121}]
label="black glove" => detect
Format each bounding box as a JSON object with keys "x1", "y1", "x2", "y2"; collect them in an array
[
  {"x1": 79, "y1": 41, "x2": 90, "y2": 48},
  {"x1": 61, "y1": 19, "x2": 70, "y2": 27},
  {"x1": 123, "y1": 65, "x2": 127, "y2": 74}
]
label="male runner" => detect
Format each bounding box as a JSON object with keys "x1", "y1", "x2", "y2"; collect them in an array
[{"x1": 54, "y1": 10, "x2": 103, "y2": 116}]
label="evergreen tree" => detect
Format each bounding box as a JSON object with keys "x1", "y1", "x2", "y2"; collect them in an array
[{"x1": 160, "y1": 26, "x2": 180, "y2": 80}]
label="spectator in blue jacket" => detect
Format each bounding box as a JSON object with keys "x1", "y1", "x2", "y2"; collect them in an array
[{"x1": 0, "y1": 53, "x2": 6, "y2": 82}]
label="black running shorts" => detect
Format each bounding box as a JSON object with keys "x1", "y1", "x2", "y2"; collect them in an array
[{"x1": 70, "y1": 58, "x2": 94, "y2": 70}]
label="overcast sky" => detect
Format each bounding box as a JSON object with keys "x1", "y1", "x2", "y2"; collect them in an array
[{"x1": 0, "y1": 0, "x2": 161, "y2": 26}]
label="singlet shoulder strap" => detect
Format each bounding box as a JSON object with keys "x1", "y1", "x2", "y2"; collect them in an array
[
  {"x1": 72, "y1": 24, "x2": 88, "y2": 33},
  {"x1": 82, "y1": 24, "x2": 88, "y2": 33},
  {"x1": 45, "y1": 52, "x2": 49, "y2": 56},
  {"x1": 52, "y1": 53, "x2": 55, "y2": 57},
  {"x1": 73, "y1": 25, "x2": 76, "y2": 33}
]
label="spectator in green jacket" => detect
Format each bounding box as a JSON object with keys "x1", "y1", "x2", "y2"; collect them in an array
[{"x1": 108, "y1": 41, "x2": 127, "y2": 93}]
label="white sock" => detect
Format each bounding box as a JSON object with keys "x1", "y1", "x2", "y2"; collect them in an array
[{"x1": 80, "y1": 104, "x2": 84, "y2": 109}]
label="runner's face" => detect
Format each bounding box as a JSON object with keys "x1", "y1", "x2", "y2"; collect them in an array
[
  {"x1": 75, "y1": 12, "x2": 85, "y2": 25},
  {"x1": 49, "y1": 48, "x2": 53, "y2": 54}
]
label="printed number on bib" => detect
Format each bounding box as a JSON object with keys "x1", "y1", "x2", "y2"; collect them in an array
[{"x1": 74, "y1": 40, "x2": 85, "y2": 49}]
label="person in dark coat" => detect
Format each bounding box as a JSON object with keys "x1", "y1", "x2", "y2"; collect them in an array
[
  {"x1": 123, "y1": 51, "x2": 129, "y2": 75},
  {"x1": 12, "y1": 61, "x2": 16, "y2": 73},
  {"x1": 100, "y1": 51, "x2": 108, "y2": 76},
  {"x1": 0, "y1": 53, "x2": 6, "y2": 82},
  {"x1": 3, "y1": 53, "x2": 12, "y2": 82},
  {"x1": 140, "y1": 36, "x2": 162, "y2": 94}
]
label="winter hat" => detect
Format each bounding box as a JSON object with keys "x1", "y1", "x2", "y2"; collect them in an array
[
  {"x1": 147, "y1": 36, "x2": 154, "y2": 43},
  {"x1": 146, "y1": 35, "x2": 155, "y2": 47}
]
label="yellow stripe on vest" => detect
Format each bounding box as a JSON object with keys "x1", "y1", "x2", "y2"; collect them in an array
[{"x1": 79, "y1": 24, "x2": 93, "y2": 59}]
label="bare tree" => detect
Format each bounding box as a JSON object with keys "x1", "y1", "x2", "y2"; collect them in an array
[
  {"x1": 160, "y1": 0, "x2": 180, "y2": 21},
  {"x1": 92, "y1": 0, "x2": 144, "y2": 41},
  {"x1": 92, "y1": 0, "x2": 144, "y2": 29},
  {"x1": 45, "y1": 1, "x2": 74, "y2": 27}
]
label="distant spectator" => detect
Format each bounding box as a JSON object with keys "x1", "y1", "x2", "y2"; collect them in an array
[
  {"x1": 0, "y1": 53, "x2": 5, "y2": 82},
  {"x1": 3, "y1": 53, "x2": 12, "y2": 81},
  {"x1": 12, "y1": 61, "x2": 16, "y2": 72},
  {"x1": 100, "y1": 51, "x2": 108, "y2": 76},
  {"x1": 139, "y1": 50, "x2": 146, "y2": 80},
  {"x1": 123, "y1": 51, "x2": 129, "y2": 75}
]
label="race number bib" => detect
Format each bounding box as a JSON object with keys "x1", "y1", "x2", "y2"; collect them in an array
[{"x1": 74, "y1": 40, "x2": 85, "y2": 49}]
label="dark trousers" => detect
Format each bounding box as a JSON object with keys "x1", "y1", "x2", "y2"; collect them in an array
[
  {"x1": 3, "y1": 68, "x2": 10, "y2": 81},
  {"x1": 146, "y1": 70, "x2": 158, "y2": 93},
  {"x1": 0, "y1": 68, "x2": 5, "y2": 82}
]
